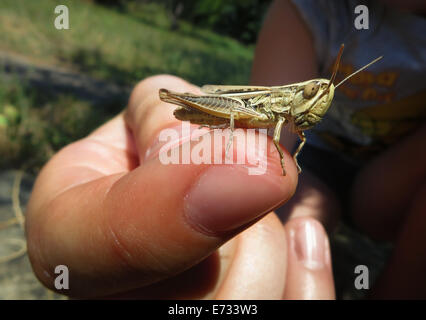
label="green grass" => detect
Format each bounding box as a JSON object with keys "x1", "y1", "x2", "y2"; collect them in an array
[
  {"x1": 0, "y1": 0, "x2": 253, "y2": 86},
  {"x1": 0, "y1": 76, "x2": 112, "y2": 172},
  {"x1": 0, "y1": 0, "x2": 254, "y2": 172}
]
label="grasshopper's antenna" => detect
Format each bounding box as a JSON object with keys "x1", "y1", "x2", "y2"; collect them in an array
[
  {"x1": 328, "y1": 44, "x2": 345, "y2": 88},
  {"x1": 311, "y1": 44, "x2": 345, "y2": 106},
  {"x1": 335, "y1": 56, "x2": 383, "y2": 89}
]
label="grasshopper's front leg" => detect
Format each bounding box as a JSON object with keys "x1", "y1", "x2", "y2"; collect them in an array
[
  {"x1": 293, "y1": 131, "x2": 306, "y2": 173},
  {"x1": 273, "y1": 116, "x2": 286, "y2": 176}
]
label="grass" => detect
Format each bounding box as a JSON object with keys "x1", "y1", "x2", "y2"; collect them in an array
[
  {"x1": 0, "y1": 75, "x2": 112, "y2": 172},
  {"x1": 0, "y1": 0, "x2": 253, "y2": 86},
  {"x1": 0, "y1": 0, "x2": 254, "y2": 172}
]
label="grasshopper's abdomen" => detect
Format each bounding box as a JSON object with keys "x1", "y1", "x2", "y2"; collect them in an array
[
  {"x1": 235, "y1": 118, "x2": 277, "y2": 129},
  {"x1": 173, "y1": 107, "x2": 276, "y2": 129},
  {"x1": 173, "y1": 108, "x2": 229, "y2": 127}
]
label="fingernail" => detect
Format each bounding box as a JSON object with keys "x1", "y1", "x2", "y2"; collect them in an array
[
  {"x1": 184, "y1": 166, "x2": 287, "y2": 234},
  {"x1": 291, "y1": 220, "x2": 327, "y2": 270}
]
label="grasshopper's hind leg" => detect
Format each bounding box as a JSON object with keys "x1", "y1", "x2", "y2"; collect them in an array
[
  {"x1": 293, "y1": 131, "x2": 306, "y2": 173},
  {"x1": 225, "y1": 112, "x2": 235, "y2": 158},
  {"x1": 273, "y1": 117, "x2": 286, "y2": 176}
]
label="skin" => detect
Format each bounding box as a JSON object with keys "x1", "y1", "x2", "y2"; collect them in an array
[
  {"x1": 253, "y1": 0, "x2": 426, "y2": 298},
  {"x1": 25, "y1": 73, "x2": 335, "y2": 299}
]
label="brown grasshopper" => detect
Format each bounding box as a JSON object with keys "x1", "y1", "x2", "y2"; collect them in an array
[{"x1": 159, "y1": 44, "x2": 382, "y2": 175}]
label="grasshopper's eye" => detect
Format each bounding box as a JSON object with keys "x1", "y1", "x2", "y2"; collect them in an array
[{"x1": 303, "y1": 82, "x2": 320, "y2": 99}]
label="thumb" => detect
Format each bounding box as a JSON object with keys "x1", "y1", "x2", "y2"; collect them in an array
[{"x1": 26, "y1": 75, "x2": 298, "y2": 298}]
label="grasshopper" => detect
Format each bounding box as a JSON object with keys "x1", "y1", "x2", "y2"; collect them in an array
[{"x1": 159, "y1": 44, "x2": 382, "y2": 175}]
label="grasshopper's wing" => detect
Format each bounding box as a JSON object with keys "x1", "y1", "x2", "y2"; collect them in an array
[
  {"x1": 201, "y1": 85, "x2": 273, "y2": 99},
  {"x1": 159, "y1": 89, "x2": 267, "y2": 120},
  {"x1": 201, "y1": 85, "x2": 272, "y2": 94}
]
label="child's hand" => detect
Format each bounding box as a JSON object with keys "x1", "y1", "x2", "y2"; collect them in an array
[{"x1": 25, "y1": 75, "x2": 335, "y2": 299}]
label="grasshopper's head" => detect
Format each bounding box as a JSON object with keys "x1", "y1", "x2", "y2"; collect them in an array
[
  {"x1": 289, "y1": 45, "x2": 344, "y2": 132},
  {"x1": 290, "y1": 44, "x2": 383, "y2": 132},
  {"x1": 289, "y1": 45, "x2": 345, "y2": 131},
  {"x1": 290, "y1": 79, "x2": 335, "y2": 131}
]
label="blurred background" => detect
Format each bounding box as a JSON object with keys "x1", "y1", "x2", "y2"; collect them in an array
[{"x1": 0, "y1": 0, "x2": 390, "y2": 299}]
